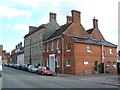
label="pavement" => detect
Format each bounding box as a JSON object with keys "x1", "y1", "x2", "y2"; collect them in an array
[{"x1": 54, "y1": 73, "x2": 120, "y2": 87}]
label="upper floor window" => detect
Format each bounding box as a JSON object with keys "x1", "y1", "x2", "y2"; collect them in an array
[
  {"x1": 87, "y1": 46, "x2": 92, "y2": 52},
  {"x1": 66, "y1": 60, "x2": 70, "y2": 67},
  {"x1": 56, "y1": 40, "x2": 59, "y2": 50},
  {"x1": 110, "y1": 48, "x2": 113, "y2": 54},
  {"x1": 43, "y1": 45, "x2": 45, "y2": 52},
  {"x1": 46, "y1": 57, "x2": 49, "y2": 67},
  {"x1": 66, "y1": 42, "x2": 70, "y2": 52},
  {"x1": 107, "y1": 61, "x2": 110, "y2": 66},
  {"x1": 51, "y1": 41, "x2": 54, "y2": 51},
  {"x1": 47, "y1": 43, "x2": 49, "y2": 52}
]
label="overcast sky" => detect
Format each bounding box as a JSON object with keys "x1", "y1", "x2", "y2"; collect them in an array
[{"x1": 0, "y1": 0, "x2": 119, "y2": 52}]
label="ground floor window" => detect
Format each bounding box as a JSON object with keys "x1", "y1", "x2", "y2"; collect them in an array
[
  {"x1": 66, "y1": 60, "x2": 70, "y2": 67},
  {"x1": 107, "y1": 61, "x2": 110, "y2": 66},
  {"x1": 112, "y1": 62, "x2": 116, "y2": 68},
  {"x1": 46, "y1": 57, "x2": 49, "y2": 67},
  {"x1": 56, "y1": 56, "x2": 60, "y2": 67}
]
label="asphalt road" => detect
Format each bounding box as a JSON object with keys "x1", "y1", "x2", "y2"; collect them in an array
[{"x1": 2, "y1": 66, "x2": 118, "y2": 89}]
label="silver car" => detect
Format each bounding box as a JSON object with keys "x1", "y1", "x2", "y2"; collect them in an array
[{"x1": 27, "y1": 65, "x2": 38, "y2": 73}]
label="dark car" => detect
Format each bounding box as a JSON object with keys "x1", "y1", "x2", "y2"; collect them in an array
[{"x1": 37, "y1": 66, "x2": 52, "y2": 76}]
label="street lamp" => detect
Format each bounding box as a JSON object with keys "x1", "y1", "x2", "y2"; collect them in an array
[{"x1": 29, "y1": 39, "x2": 32, "y2": 65}]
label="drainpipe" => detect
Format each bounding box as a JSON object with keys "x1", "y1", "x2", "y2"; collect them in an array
[
  {"x1": 61, "y1": 35, "x2": 64, "y2": 74},
  {"x1": 102, "y1": 44, "x2": 104, "y2": 63},
  {"x1": 101, "y1": 44, "x2": 104, "y2": 73}
]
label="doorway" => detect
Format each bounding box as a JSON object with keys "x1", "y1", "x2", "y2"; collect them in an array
[
  {"x1": 94, "y1": 61, "x2": 98, "y2": 73},
  {"x1": 49, "y1": 54, "x2": 55, "y2": 72}
]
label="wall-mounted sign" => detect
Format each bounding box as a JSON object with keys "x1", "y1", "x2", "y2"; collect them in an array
[
  {"x1": 57, "y1": 50, "x2": 61, "y2": 54},
  {"x1": 84, "y1": 61, "x2": 88, "y2": 65}
]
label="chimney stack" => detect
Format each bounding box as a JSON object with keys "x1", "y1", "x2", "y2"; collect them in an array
[
  {"x1": 93, "y1": 17, "x2": 98, "y2": 28},
  {"x1": 29, "y1": 26, "x2": 37, "y2": 33},
  {"x1": 20, "y1": 42, "x2": 22, "y2": 48},
  {"x1": 49, "y1": 12, "x2": 56, "y2": 22},
  {"x1": 71, "y1": 10, "x2": 81, "y2": 23},
  {"x1": 66, "y1": 16, "x2": 72, "y2": 24}
]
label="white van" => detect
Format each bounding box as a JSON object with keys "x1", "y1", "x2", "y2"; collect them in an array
[{"x1": 0, "y1": 56, "x2": 2, "y2": 71}]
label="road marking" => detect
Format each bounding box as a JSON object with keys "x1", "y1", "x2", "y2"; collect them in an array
[{"x1": 48, "y1": 83, "x2": 64, "y2": 88}]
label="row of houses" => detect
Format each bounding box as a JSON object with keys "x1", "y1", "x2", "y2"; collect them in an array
[
  {"x1": 0, "y1": 45, "x2": 10, "y2": 65},
  {"x1": 10, "y1": 10, "x2": 117, "y2": 75}
]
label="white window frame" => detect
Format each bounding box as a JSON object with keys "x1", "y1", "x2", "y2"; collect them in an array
[
  {"x1": 66, "y1": 60, "x2": 70, "y2": 67},
  {"x1": 47, "y1": 43, "x2": 49, "y2": 52},
  {"x1": 110, "y1": 48, "x2": 113, "y2": 54},
  {"x1": 56, "y1": 56, "x2": 60, "y2": 67},
  {"x1": 87, "y1": 46, "x2": 92, "y2": 52},
  {"x1": 107, "y1": 61, "x2": 110, "y2": 67},
  {"x1": 66, "y1": 42, "x2": 70, "y2": 52},
  {"x1": 112, "y1": 62, "x2": 116, "y2": 68},
  {"x1": 51, "y1": 41, "x2": 54, "y2": 51},
  {"x1": 46, "y1": 57, "x2": 49, "y2": 67},
  {"x1": 56, "y1": 40, "x2": 59, "y2": 50}
]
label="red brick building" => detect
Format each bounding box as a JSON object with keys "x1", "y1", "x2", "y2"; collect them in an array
[{"x1": 43, "y1": 10, "x2": 117, "y2": 75}]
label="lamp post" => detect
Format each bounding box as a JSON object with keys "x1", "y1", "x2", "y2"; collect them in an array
[{"x1": 29, "y1": 39, "x2": 32, "y2": 65}]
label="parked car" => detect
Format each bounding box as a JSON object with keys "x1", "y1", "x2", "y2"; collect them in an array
[
  {"x1": 37, "y1": 66, "x2": 52, "y2": 76},
  {"x1": 15, "y1": 64, "x2": 20, "y2": 69},
  {"x1": 22, "y1": 64, "x2": 30, "y2": 71},
  {"x1": 27, "y1": 65, "x2": 38, "y2": 73}
]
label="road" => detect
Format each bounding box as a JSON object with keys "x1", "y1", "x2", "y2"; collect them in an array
[{"x1": 2, "y1": 66, "x2": 118, "y2": 89}]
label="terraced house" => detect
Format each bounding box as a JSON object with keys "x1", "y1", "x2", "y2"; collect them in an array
[
  {"x1": 43, "y1": 10, "x2": 117, "y2": 75},
  {"x1": 24, "y1": 12, "x2": 59, "y2": 65}
]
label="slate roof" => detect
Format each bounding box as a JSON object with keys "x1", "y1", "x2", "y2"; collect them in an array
[
  {"x1": 86, "y1": 28, "x2": 94, "y2": 34},
  {"x1": 24, "y1": 24, "x2": 45, "y2": 38},
  {"x1": 74, "y1": 37, "x2": 117, "y2": 47},
  {"x1": 47, "y1": 23, "x2": 72, "y2": 40}
]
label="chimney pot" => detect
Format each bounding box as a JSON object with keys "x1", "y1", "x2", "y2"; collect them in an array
[
  {"x1": 49, "y1": 12, "x2": 56, "y2": 22},
  {"x1": 93, "y1": 17, "x2": 98, "y2": 28},
  {"x1": 29, "y1": 26, "x2": 37, "y2": 33}
]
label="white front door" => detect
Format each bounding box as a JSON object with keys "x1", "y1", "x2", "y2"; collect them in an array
[{"x1": 49, "y1": 54, "x2": 55, "y2": 72}]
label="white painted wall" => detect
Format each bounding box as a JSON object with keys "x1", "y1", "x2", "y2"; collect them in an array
[{"x1": 17, "y1": 53, "x2": 24, "y2": 64}]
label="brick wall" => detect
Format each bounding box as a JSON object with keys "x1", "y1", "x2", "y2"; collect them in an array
[{"x1": 74, "y1": 43, "x2": 117, "y2": 75}]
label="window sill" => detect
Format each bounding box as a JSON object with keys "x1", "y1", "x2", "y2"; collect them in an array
[
  {"x1": 66, "y1": 65, "x2": 70, "y2": 67},
  {"x1": 66, "y1": 50, "x2": 70, "y2": 52},
  {"x1": 87, "y1": 51, "x2": 92, "y2": 53}
]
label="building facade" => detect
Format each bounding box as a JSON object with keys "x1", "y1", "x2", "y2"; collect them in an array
[
  {"x1": 11, "y1": 42, "x2": 24, "y2": 64},
  {"x1": 17, "y1": 47, "x2": 24, "y2": 65},
  {"x1": 0, "y1": 45, "x2": 3, "y2": 57},
  {"x1": 43, "y1": 10, "x2": 117, "y2": 75},
  {"x1": 24, "y1": 12, "x2": 60, "y2": 65},
  {"x1": 2, "y1": 50, "x2": 10, "y2": 64}
]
